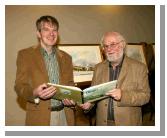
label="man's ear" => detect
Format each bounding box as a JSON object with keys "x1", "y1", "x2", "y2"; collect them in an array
[{"x1": 36, "y1": 31, "x2": 41, "y2": 38}]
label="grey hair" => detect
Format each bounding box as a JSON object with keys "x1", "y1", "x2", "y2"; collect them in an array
[{"x1": 100, "y1": 32, "x2": 126, "y2": 48}]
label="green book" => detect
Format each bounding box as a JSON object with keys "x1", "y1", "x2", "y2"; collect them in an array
[{"x1": 48, "y1": 80, "x2": 117, "y2": 105}]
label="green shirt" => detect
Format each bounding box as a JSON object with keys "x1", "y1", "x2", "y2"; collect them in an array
[{"x1": 40, "y1": 47, "x2": 64, "y2": 111}]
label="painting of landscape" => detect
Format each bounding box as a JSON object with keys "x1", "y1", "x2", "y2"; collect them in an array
[
  {"x1": 59, "y1": 45, "x2": 103, "y2": 83},
  {"x1": 126, "y1": 44, "x2": 147, "y2": 65}
]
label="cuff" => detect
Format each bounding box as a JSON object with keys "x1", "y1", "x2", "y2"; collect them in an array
[{"x1": 34, "y1": 97, "x2": 40, "y2": 104}]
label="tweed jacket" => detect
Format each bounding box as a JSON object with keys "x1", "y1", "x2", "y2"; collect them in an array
[
  {"x1": 15, "y1": 45, "x2": 75, "y2": 126},
  {"x1": 92, "y1": 56, "x2": 150, "y2": 125}
]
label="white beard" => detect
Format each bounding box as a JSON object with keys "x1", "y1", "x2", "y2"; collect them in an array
[{"x1": 106, "y1": 50, "x2": 124, "y2": 63}]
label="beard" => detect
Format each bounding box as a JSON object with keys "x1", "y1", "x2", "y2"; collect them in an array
[{"x1": 106, "y1": 50, "x2": 124, "y2": 64}]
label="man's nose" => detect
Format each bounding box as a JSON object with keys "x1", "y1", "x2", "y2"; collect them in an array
[
  {"x1": 106, "y1": 48, "x2": 115, "y2": 53},
  {"x1": 50, "y1": 31, "x2": 55, "y2": 36}
]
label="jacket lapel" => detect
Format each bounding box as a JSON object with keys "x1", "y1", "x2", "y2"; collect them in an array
[
  {"x1": 117, "y1": 56, "x2": 129, "y2": 88},
  {"x1": 55, "y1": 48, "x2": 63, "y2": 84},
  {"x1": 101, "y1": 60, "x2": 110, "y2": 83},
  {"x1": 33, "y1": 45, "x2": 49, "y2": 81}
]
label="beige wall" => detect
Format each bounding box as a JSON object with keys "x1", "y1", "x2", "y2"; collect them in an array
[{"x1": 5, "y1": 5, "x2": 155, "y2": 125}]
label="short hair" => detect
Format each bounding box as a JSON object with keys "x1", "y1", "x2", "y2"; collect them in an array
[
  {"x1": 36, "y1": 15, "x2": 59, "y2": 31},
  {"x1": 100, "y1": 32, "x2": 126, "y2": 48}
]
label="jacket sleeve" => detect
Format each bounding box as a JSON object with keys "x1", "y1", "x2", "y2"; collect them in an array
[
  {"x1": 117, "y1": 64, "x2": 151, "y2": 106},
  {"x1": 14, "y1": 51, "x2": 35, "y2": 103}
]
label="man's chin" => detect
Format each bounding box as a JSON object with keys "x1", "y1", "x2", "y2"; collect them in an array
[
  {"x1": 107, "y1": 56, "x2": 116, "y2": 62},
  {"x1": 46, "y1": 42, "x2": 56, "y2": 46},
  {"x1": 107, "y1": 56, "x2": 122, "y2": 63},
  {"x1": 108, "y1": 59, "x2": 116, "y2": 63},
  {"x1": 106, "y1": 52, "x2": 123, "y2": 63}
]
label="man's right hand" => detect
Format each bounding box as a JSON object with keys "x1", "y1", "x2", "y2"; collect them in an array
[
  {"x1": 33, "y1": 83, "x2": 56, "y2": 99},
  {"x1": 79, "y1": 102, "x2": 92, "y2": 110}
]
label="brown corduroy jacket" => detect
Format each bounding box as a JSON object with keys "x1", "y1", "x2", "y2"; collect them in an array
[
  {"x1": 92, "y1": 56, "x2": 150, "y2": 125},
  {"x1": 15, "y1": 45, "x2": 75, "y2": 126}
]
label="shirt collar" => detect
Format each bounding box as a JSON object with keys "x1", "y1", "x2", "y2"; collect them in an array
[{"x1": 40, "y1": 47, "x2": 56, "y2": 57}]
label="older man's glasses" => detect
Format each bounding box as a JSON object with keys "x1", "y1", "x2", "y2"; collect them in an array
[{"x1": 103, "y1": 40, "x2": 124, "y2": 49}]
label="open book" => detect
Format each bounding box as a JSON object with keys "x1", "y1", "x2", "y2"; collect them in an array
[{"x1": 48, "y1": 80, "x2": 117, "y2": 104}]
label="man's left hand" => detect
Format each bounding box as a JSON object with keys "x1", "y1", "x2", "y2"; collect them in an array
[
  {"x1": 62, "y1": 99, "x2": 75, "y2": 107},
  {"x1": 106, "y1": 88, "x2": 122, "y2": 101}
]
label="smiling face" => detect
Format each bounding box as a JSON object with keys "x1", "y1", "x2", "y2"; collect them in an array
[
  {"x1": 37, "y1": 22, "x2": 58, "y2": 48},
  {"x1": 102, "y1": 32, "x2": 125, "y2": 64}
]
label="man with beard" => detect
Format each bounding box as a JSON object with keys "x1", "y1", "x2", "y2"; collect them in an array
[
  {"x1": 80, "y1": 32, "x2": 150, "y2": 126},
  {"x1": 15, "y1": 15, "x2": 75, "y2": 126}
]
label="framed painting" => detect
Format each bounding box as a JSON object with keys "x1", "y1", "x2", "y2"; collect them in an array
[
  {"x1": 58, "y1": 44, "x2": 103, "y2": 83},
  {"x1": 125, "y1": 43, "x2": 147, "y2": 66}
]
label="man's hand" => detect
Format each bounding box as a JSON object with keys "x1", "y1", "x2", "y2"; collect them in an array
[
  {"x1": 106, "y1": 88, "x2": 122, "y2": 101},
  {"x1": 79, "y1": 102, "x2": 92, "y2": 110},
  {"x1": 62, "y1": 99, "x2": 75, "y2": 107},
  {"x1": 33, "y1": 83, "x2": 56, "y2": 99}
]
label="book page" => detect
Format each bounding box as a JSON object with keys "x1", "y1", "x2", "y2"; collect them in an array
[
  {"x1": 47, "y1": 83, "x2": 82, "y2": 92},
  {"x1": 47, "y1": 83, "x2": 83, "y2": 104},
  {"x1": 83, "y1": 80, "x2": 117, "y2": 103}
]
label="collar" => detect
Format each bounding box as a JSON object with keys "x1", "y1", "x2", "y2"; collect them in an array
[{"x1": 40, "y1": 46, "x2": 56, "y2": 56}]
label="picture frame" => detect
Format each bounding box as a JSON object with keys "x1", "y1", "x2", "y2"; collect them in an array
[
  {"x1": 151, "y1": 43, "x2": 155, "y2": 56},
  {"x1": 143, "y1": 43, "x2": 155, "y2": 72},
  {"x1": 58, "y1": 44, "x2": 103, "y2": 84},
  {"x1": 125, "y1": 43, "x2": 147, "y2": 66}
]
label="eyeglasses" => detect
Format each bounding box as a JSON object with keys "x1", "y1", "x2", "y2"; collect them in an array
[{"x1": 103, "y1": 40, "x2": 124, "y2": 49}]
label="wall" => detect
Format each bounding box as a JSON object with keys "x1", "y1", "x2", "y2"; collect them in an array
[{"x1": 5, "y1": 5, "x2": 155, "y2": 125}]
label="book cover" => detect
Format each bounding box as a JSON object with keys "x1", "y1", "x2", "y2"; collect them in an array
[{"x1": 48, "y1": 80, "x2": 117, "y2": 104}]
